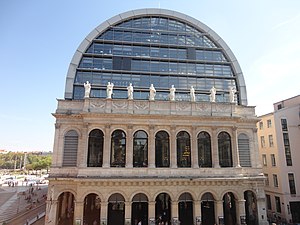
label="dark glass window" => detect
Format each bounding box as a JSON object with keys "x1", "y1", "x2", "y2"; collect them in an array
[
  {"x1": 111, "y1": 130, "x2": 126, "y2": 167},
  {"x1": 87, "y1": 129, "x2": 104, "y2": 167},
  {"x1": 281, "y1": 118, "x2": 288, "y2": 131},
  {"x1": 197, "y1": 131, "x2": 212, "y2": 167},
  {"x1": 288, "y1": 173, "x2": 296, "y2": 195},
  {"x1": 74, "y1": 16, "x2": 238, "y2": 102},
  {"x1": 266, "y1": 194, "x2": 272, "y2": 210},
  {"x1": 218, "y1": 132, "x2": 232, "y2": 167},
  {"x1": 275, "y1": 196, "x2": 281, "y2": 213},
  {"x1": 177, "y1": 131, "x2": 191, "y2": 168},
  {"x1": 133, "y1": 130, "x2": 148, "y2": 167},
  {"x1": 155, "y1": 131, "x2": 170, "y2": 167}
]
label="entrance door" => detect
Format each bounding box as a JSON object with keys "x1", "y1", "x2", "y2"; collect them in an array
[
  {"x1": 201, "y1": 201, "x2": 215, "y2": 225},
  {"x1": 155, "y1": 193, "x2": 171, "y2": 225},
  {"x1": 179, "y1": 201, "x2": 193, "y2": 225},
  {"x1": 290, "y1": 201, "x2": 300, "y2": 223},
  {"x1": 132, "y1": 202, "x2": 148, "y2": 225},
  {"x1": 108, "y1": 193, "x2": 125, "y2": 225}
]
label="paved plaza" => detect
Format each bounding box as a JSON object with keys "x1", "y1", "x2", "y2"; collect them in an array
[{"x1": 0, "y1": 184, "x2": 48, "y2": 224}]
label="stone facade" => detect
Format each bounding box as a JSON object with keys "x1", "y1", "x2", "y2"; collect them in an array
[
  {"x1": 45, "y1": 8, "x2": 268, "y2": 225},
  {"x1": 46, "y1": 98, "x2": 268, "y2": 225}
]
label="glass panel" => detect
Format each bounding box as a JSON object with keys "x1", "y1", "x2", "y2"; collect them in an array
[
  {"x1": 218, "y1": 132, "x2": 232, "y2": 167},
  {"x1": 155, "y1": 131, "x2": 170, "y2": 167},
  {"x1": 111, "y1": 130, "x2": 126, "y2": 167},
  {"x1": 177, "y1": 131, "x2": 191, "y2": 168},
  {"x1": 198, "y1": 132, "x2": 212, "y2": 167},
  {"x1": 87, "y1": 129, "x2": 104, "y2": 167},
  {"x1": 133, "y1": 130, "x2": 148, "y2": 167}
]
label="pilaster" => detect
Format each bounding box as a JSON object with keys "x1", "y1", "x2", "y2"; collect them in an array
[{"x1": 103, "y1": 124, "x2": 111, "y2": 168}]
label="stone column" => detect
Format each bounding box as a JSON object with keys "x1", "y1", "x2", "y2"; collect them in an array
[
  {"x1": 215, "y1": 200, "x2": 224, "y2": 224},
  {"x1": 232, "y1": 126, "x2": 241, "y2": 167},
  {"x1": 126, "y1": 126, "x2": 133, "y2": 168},
  {"x1": 194, "y1": 200, "x2": 201, "y2": 224},
  {"x1": 148, "y1": 201, "x2": 156, "y2": 222},
  {"x1": 45, "y1": 200, "x2": 58, "y2": 225},
  {"x1": 192, "y1": 127, "x2": 199, "y2": 168},
  {"x1": 171, "y1": 200, "x2": 179, "y2": 219},
  {"x1": 170, "y1": 126, "x2": 177, "y2": 168},
  {"x1": 256, "y1": 190, "x2": 269, "y2": 225},
  {"x1": 78, "y1": 123, "x2": 88, "y2": 168},
  {"x1": 252, "y1": 128, "x2": 260, "y2": 168},
  {"x1": 125, "y1": 201, "x2": 132, "y2": 222},
  {"x1": 211, "y1": 128, "x2": 220, "y2": 168},
  {"x1": 100, "y1": 201, "x2": 108, "y2": 224},
  {"x1": 237, "y1": 199, "x2": 246, "y2": 225},
  {"x1": 103, "y1": 125, "x2": 111, "y2": 168},
  {"x1": 148, "y1": 126, "x2": 155, "y2": 168},
  {"x1": 74, "y1": 201, "x2": 84, "y2": 224},
  {"x1": 52, "y1": 123, "x2": 61, "y2": 167}
]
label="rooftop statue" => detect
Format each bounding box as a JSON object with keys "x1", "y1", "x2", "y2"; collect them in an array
[
  {"x1": 149, "y1": 84, "x2": 156, "y2": 101},
  {"x1": 84, "y1": 81, "x2": 91, "y2": 98},
  {"x1": 229, "y1": 86, "x2": 236, "y2": 103},
  {"x1": 127, "y1": 83, "x2": 133, "y2": 100},
  {"x1": 169, "y1": 85, "x2": 176, "y2": 101},
  {"x1": 210, "y1": 86, "x2": 216, "y2": 103},
  {"x1": 190, "y1": 86, "x2": 195, "y2": 102},
  {"x1": 106, "y1": 82, "x2": 114, "y2": 99}
]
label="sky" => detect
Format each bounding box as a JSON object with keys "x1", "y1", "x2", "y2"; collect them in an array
[{"x1": 0, "y1": 0, "x2": 299, "y2": 152}]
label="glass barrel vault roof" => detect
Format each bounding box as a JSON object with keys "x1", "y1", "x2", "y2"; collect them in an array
[{"x1": 65, "y1": 8, "x2": 247, "y2": 105}]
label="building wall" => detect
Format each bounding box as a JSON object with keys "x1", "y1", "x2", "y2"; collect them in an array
[{"x1": 258, "y1": 95, "x2": 300, "y2": 223}]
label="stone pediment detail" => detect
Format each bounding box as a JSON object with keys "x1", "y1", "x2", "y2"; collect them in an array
[
  {"x1": 195, "y1": 103, "x2": 210, "y2": 111},
  {"x1": 112, "y1": 101, "x2": 128, "y2": 109},
  {"x1": 90, "y1": 100, "x2": 106, "y2": 109},
  {"x1": 176, "y1": 102, "x2": 190, "y2": 111},
  {"x1": 215, "y1": 104, "x2": 231, "y2": 113},
  {"x1": 134, "y1": 101, "x2": 149, "y2": 110}
]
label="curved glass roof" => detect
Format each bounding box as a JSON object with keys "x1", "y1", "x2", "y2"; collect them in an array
[{"x1": 65, "y1": 9, "x2": 247, "y2": 105}]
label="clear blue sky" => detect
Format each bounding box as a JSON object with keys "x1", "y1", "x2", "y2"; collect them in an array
[{"x1": 1, "y1": 0, "x2": 299, "y2": 152}]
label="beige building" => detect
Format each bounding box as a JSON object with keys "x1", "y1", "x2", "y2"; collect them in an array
[
  {"x1": 257, "y1": 95, "x2": 300, "y2": 224},
  {"x1": 46, "y1": 9, "x2": 268, "y2": 225}
]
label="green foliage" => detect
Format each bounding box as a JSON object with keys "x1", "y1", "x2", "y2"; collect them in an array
[{"x1": 0, "y1": 152, "x2": 52, "y2": 171}]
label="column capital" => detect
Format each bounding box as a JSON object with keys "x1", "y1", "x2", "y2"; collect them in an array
[
  {"x1": 232, "y1": 126, "x2": 238, "y2": 131},
  {"x1": 170, "y1": 125, "x2": 176, "y2": 131},
  {"x1": 105, "y1": 124, "x2": 111, "y2": 129},
  {"x1": 149, "y1": 125, "x2": 155, "y2": 131}
]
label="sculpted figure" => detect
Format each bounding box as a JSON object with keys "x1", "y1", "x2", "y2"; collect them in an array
[
  {"x1": 127, "y1": 83, "x2": 133, "y2": 100},
  {"x1": 149, "y1": 84, "x2": 156, "y2": 101},
  {"x1": 229, "y1": 86, "x2": 236, "y2": 103},
  {"x1": 106, "y1": 82, "x2": 114, "y2": 99},
  {"x1": 210, "y1": 86, "x2": 216, "y2": 102},
  {"x1": 169, "y1": 85, "x2": 176, "y2": 101},
  {"x1": 84, "y1": 81, "x2": 91, "y2": 98},
  {"x1": 190, "y1": 86, "x2": 195, "y2": 102}
]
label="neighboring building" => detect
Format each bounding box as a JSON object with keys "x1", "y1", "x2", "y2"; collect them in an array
[
  {"x1": 257, "y1": 95, "x2": 300, "y2": 224},
  {"x1": 46, "y1": 9, "x2": 268, "y2": 225}
]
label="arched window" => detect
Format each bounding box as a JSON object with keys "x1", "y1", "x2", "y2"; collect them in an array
[
  {"x1": 218, "y1": 132, "x2": 232, "y2": 167},
  {"x1": 87, "y1": 129, "x2": 104, "y2": 167},
  {"x1": 155, "y1": 131, "x2": 170, "y2": 167},
  {"x1": 63, "y1": 130, "x2": 78, "y2": 167},
  {"x1": 197, "y1": 131, "x2": 212, "y2": 167},
  {"x1": 177, "y1": 131, "x2": 191, "y2": 168},
  {"x1": 111, "y1": 130, "x2": 126, "y2": 167},
  {"x1": 133, "y1": 130, "x2": 148, "y2": 167},
  {"x1": 238, "y1": 133, "x2": 251, "y2": 167}
]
